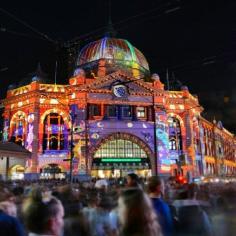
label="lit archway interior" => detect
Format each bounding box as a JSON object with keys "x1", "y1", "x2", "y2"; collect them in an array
[
  {"x1": 9, "y1": 165, "x2": 25, "y2": 180},
  {"x1": 40, "y1": 163, "x2": 65, "y2": 179},
  {"x1": 91, "y1": 133, "x2": 154, "y2": 177}
]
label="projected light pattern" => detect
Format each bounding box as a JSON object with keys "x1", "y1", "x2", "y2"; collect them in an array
[
  {"x1": 26, "y1": 113, "x2": 34, "y2": 152},
  {"x1": 156, "y1": 113, "x2": 170, "y2": 173},
  {"x1": 77, "y1": 37, "x2": 149, "y2": 71},
  {"x1": 3, "y1": 119, "x2": 9, "y2": 141}
]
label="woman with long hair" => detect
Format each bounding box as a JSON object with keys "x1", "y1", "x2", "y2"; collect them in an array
[{"x1": 118, "y1": 188, "x2": 162, "y2": 236}]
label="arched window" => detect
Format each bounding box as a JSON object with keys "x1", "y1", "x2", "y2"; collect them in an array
[
  {"x1": 94, "y1": 139, "x2": 147, "y2": 158},
  {"x1": 168, "y1": 117, "x2": 182, "y2": 151},
  {"x1": 11, "y1": 114, "x2": 26, "y2": 146},
  {"x1": 93, "y1": 138, "x2": 150, "y2": 170},
  {"x1": 43, "y1": 113, "x2": 67, "y2": 151}
]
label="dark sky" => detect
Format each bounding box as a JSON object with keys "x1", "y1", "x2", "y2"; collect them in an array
[{"x1": 0, "y1": 0, "x2": 236, "y2": 130}]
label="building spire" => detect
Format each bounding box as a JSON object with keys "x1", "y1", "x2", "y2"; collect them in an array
[
  {"x1": 36, "y1": 62, "x2": 43, "y2": 75},
  {"x1": 31, "y1": 62, "x2": 47, "y2": 82},
  {"x1": 105, "y1": 0, "x2": 116, "y2": 37},
  {"x1": 35, "y1": 62, "x2": 47, "y2": 78},
  {"x1": 166, "y1": 68, "x2": 170, "y2": 90},
  {"x1": 54, "y1": 60, "x2": 58, "y2": 85}
]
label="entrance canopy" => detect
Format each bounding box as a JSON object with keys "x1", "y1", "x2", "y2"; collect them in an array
[
  {"x1": 0, "y1": 142, "x2": 31, "y2": 158},
  {"x1": 0, "y1": 142, "x2": 31, "y2": 180}
]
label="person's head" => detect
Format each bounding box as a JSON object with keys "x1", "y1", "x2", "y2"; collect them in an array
[
  {"x1": 126, "y1": 173, "x2": 140, "y2": 188},
  {"x1": 147, "y1": 176, "x2": 164, "y2": 196},
  {"x1": 0, "y1": 187, "x2": 15, "y2": 202},
  {"x1": 97, "y1": 192, "x2": 116, "y2": 211},
  {"x1": 118, "y1": 188, "x2": 161, "y2": 236},
  {"x1": 168, "y1": 176, "x2": 176, "y2": 186},
  {"x1": 64, "y1": 214, "x2": 92, "y2": 236},
  {"x1": 0, "y1": 201, "x2": 17, "y2": 217},
  {"x1": 22, "y1": 188, "x2": 64, "y2": 236}
]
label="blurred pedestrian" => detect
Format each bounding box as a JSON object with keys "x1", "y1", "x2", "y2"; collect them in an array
[
  {"x1": 118, "y1": 188, "x2": 162, "y2": 236},
  {"x1": 0, "y1": 188, "x2": 24, "y2": 236},
  {"x1": 64, "y1": 213, "x2": 92, "y2": 236},
  {"x1": 22, "y1": 187, "x2": 64, "y2": 236},
  {"x1": 126, "y1": 173, "x2": 142, "y2": 188},
  {"x1": 147, "y1": 176, "x2": 173, "y2": 236}
]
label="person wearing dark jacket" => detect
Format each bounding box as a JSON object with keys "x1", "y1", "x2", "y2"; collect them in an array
[{"x1": 0, "y1": 209, "x2": 25, "y2": 236}]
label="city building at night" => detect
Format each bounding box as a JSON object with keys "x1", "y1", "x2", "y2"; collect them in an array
[{"x1": 1, "y1": 36, "x2": 236, "y2": 180}]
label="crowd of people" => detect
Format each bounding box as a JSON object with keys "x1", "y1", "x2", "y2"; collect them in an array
[{"x1": 0, "y1": 174, "x2": 236, "y2": 236}]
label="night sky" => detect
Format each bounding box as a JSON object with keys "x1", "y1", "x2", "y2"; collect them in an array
[{"x1": 0, "y1": 0, "x2": 236, "y2": 131}]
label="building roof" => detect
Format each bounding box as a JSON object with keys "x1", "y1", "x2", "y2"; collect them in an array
[
  {"x1": 77, "y1": 37, "x2": 149, "y2": 72},
  {"x1": 0, "y1": 142, "x2": 31, "y2": 159}
]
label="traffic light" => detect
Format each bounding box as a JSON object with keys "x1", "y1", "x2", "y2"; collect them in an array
[{"x1": 176, "y1": 175, "x2": 187, "y2": 184}]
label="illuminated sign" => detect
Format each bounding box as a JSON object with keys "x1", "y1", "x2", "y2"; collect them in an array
[{"x1": 101, "y1": 158, "x2": 141, "y2": 162}]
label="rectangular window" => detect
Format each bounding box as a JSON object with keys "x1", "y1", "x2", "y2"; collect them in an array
[
  {"x1": 121, "y1": 106, "x2": 132, "y2": 118},
  {"x1": 169, "y1": 139, "x2": 176, "y2": 150},
  {"x1": 107, "y1": 105, "x2": 117, "y2": 117},
  {"x1": 137, "y1": 107, "x2": 146, "y2": 118},
  {"x1": 89, "y1": 104, "x2": 101, "y2": 117}
]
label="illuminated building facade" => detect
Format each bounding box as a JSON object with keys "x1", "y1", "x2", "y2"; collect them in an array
[{"x1": 1, "y1": 36, "x2": 236, "y2": 180}]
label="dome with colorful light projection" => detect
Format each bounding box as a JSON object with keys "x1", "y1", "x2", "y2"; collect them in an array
[{"x1": 76, "y1": 37, "x2": 150, "y2": 77}]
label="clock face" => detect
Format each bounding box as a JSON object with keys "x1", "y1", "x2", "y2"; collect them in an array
[{"x1": 112, "y1": 84, "x2": 127, "y2": 98}]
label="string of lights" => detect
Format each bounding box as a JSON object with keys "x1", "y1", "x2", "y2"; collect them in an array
[
  {"x1": 0, "y1": 7, "x2": 56, "y2": 43},
  {"x1": 1, "y1": 3, "x2": 234, "y2": 76}
]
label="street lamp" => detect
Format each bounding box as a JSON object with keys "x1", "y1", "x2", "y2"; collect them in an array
[{"x1": 68, "y1": 111, "x2": 76, "y2": 183}]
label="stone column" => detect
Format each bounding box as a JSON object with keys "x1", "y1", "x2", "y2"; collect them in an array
[{"x1": 29, "y1": 106, "x2": 40, "y2": 173}]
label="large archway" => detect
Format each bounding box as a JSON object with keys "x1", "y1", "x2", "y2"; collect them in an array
[
  {"x1": 40, "y1": 163, "x2": 65, "y2": 179},
  {"x1": 90, "y1": 132, "x2": 155, "y2": 178},
  {"x1": 9, "y1": 165, "x2": 25, "y2": 180}
]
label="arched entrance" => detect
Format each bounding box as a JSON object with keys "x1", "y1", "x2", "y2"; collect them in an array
[
  {"x1": 40, "y1": 163, "x2": 65, "y2": 179},
  {"x1": 91, "y1": 133, "x2": 154, "y2": 178},
  {"x1": 9, "y1": 165, "x2": 25, "y2": 180}
]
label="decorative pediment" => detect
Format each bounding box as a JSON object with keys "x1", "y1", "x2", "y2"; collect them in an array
[{"x1": 78, "y1": 70, "x2": 159, "y2": 96}]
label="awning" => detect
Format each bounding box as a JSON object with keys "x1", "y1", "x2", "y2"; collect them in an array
[{"x1": 0, "y1": 142, "x2": 31, "y2": 159}]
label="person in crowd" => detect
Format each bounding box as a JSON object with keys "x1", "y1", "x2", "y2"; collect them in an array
[
  {"x1": 0, "y1": 200, "x2": 17, "y2": 217},
  {"x1": 0, "y1": 188, "x2": 25, "y2": 236},
  {"x1": 0, "y1": 207, "x2": 25, "y2": 236},
  {"x1": 118, "y1": 188, "x2": 162, "y2": 236},
  {"x1": 64, "y1": 212, "x2": 92, "y2": 236},
  {"x1": 126, "y1": 173, "x2": 142, "y2": 188},
  {"x1": 164, "y1": 177, "x2": 177, "y2": 203},
  {"x1": 147, "y1": 176, "x2": 173, "y2": 236},
  {"x1": 86, "y1": 191, "x2": 118, "y2": 236},
  {"x1": 172, "y1": 188, "x2": 213, "y2": 236},
  {"x1": 22, "y1": 187, "x2": 64, "y2": 236},
  {"x1": 52, "y1": 184, "x2": 82, "y2": 217}
]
